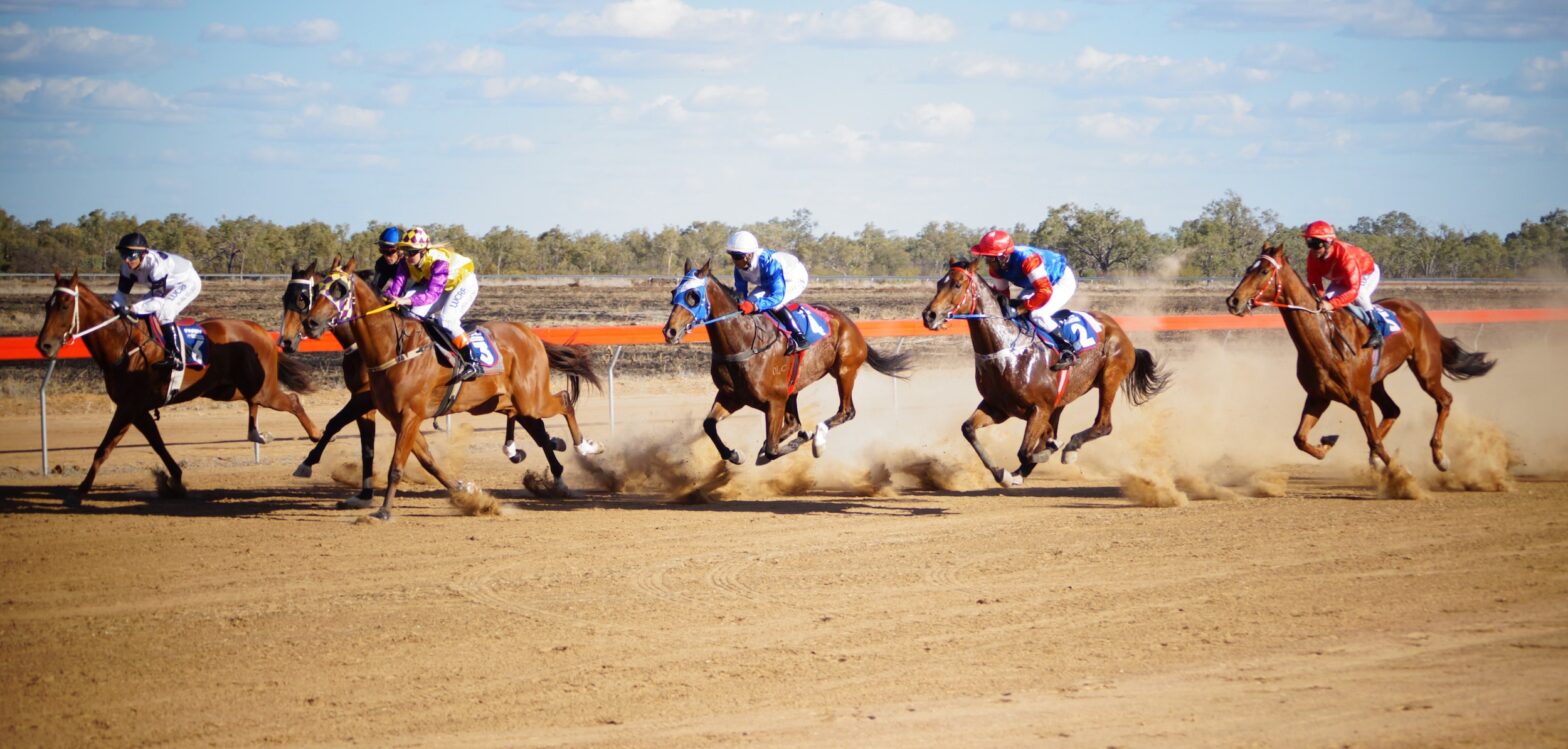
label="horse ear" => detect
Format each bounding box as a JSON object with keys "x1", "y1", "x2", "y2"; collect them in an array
[
  {"x1": 344, "y1": 257, "x2": 358, "y2": 273},
  {"x1": 305, "y1": 259, "x2": 317, "y2": 274},
  {"x1": 52, "y1": 268, "x2": 62, "y2": 283},
  {"x1": 682, "y1": 257, "x2": 692, "y2": 274},
  {"x1": 699, "y1": 259, "x2": 712, "y2": 277},
  {"x1": 70, "y1": 268, "x2": 79, "y2": 283}
]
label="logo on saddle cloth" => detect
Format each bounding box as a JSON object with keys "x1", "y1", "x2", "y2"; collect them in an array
[
  {"x1": 1369, "y1": 305, "x2": 1403, "y2": 337},
  {"x1": 467, "y1": 327, "x2": 501, "y2": 370},
  {"x1": 765, "y1": 303, "x2": 831, "y2": 349},
  {"x1": 159, "y1": 320, "x2": 207, "y2": 369},
  {"x1": 1027, "y1": 310, "x2": 1102, "y2": 353}
]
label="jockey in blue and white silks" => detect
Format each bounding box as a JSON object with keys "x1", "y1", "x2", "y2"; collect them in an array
[
  {"x1": 727, "y1": 230, "x2": 811, "y2": 352},
  {"x1": 970, "y1": 229, "x2": 1079, "y2": 370}
]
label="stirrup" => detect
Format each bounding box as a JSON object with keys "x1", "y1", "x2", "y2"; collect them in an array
[
  {"x1": 1051, "y1": 349, "x2": 1076, "y2": 371},
  {"x1": 1364, "y1": 328, "x2": 1384, "y2": 350}
]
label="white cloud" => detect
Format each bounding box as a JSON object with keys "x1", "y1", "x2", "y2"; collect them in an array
[
  {"x1": 932, "y1": 53, "x2": 1039, "y2": 81},
  {"x1": 1173, "y1": 0, "x2": 1568, "y2": 40},
  {"x1": 1075, "y1": 46, "x2": 1227, "y2": 85},
  {"x1": 1467, "y1": 121, "x2": 1549, "y2": 143},
  {"x1": 1397, "y1": 81, "x2": 1511, "y2": 116},
  {"x1": 0, "y1": 21, "x2": 163, "y2": 74},
  {"x1": 361, "y1": 44, "x2": 506, "y2": 77},
  {"x1": 781, "y1": 1, "x2": 955, "y2": 44},
  {"x1": 381, "y1": 83, "x2": 412, "y2": 107},
  {"x1": 597, "y1": 49, "x2": 748, "y2": 75},
  {"x1": 185, "y1": 72, "x2": 332, "y2": 110},
  {"x1": 459, "y1": 133, "x2": 536, "y2": 154},
  {"x1": 1007, "y1": 10, "x2": 1070, "y2": 34},
  {"x1": 201, "y1": 18, "x2": 340, "y2": 46},
  {"x1": 761, "y1": 124, "x2": 935, "y2": 161},
  {"x1": 1142, "y1": 93, "x2": 1257, "y2": 136},
  {"x1": 546, "y1": 0, "x2": 756, "y2": 40},
  {"x1": 690, "y1": 84, "x2": 767, "y2": 110},
  {"x1": 1076, "y1": 112, "x2": 1159, "y2": 142},
  {"x1": 0, "y1": 75, "x2": 185, "y2": 121},
  {"x1": 896, "y1": 102, "x2": 974, "y2": 137},
  {"x1": 1240, "y1": 42, "x2": 1334, "y2": 75},
  {"x1": 259, "y1": 104, "x2": 383, "y2": 140},
  {"x1": 1288, "y1": 89, "x2": 1375, "y2": 116},
  {"x1": 479, "y1": 72, "x2": 627, "y2": 104},
  {"x1": 1518, "y1": 51, "x2": 1568, "y2": 94},
  {"x1": 249, "y1": 145, "x2": 303, "y2": 165}
]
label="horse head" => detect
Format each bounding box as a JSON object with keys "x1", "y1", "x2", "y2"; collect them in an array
[
  {"x1": 36, "y1": 269, "x2": 86, "y2": 359},
  {"x1": 279, "y1": 259, "x2": 320, "y2": 353},
  {"x1": 921, "y1": 257, "x2": 985, "y2": 331},
  {"x1": 663, "y1": 258, "x2": 714, "y2": 344},
  {"x1": 305, "y1": 258, "x2": 358, "y2": 339},
  {"x1": 1226, "y1": 241, "x2": 1290, "y2": 316}
]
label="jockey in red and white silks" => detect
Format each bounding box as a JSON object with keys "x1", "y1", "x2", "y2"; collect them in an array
[{"x1": 1303, "y1": 220, "x2": 1383, "y2": 349}]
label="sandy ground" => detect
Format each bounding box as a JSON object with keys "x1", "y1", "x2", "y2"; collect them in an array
[{"x1": 2, "y1": 333, "x2": 1567, "y2": 748}]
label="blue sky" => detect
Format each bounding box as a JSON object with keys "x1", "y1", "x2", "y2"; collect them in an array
[{"x1": 1, "y1": 0, "x2": 1565, "y2": 237}]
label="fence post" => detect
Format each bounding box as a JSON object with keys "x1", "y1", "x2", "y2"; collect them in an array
[
  {"x1": 39, "y1": 359, "x2": 57, "y2": 475},
  {"x1": 608, "y1": 345, "x2": 623, "y2": 437},
  {"x1": 1472, "y1": 324, "x2": 1484, "y2": 351}
]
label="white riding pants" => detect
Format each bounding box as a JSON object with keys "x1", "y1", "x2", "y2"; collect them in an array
[
  {"x1": 1327, "y1": 265, "x2": 1380, "y2": 312},
  {"x1": 131, "y1": 277, "x2": 202, "y2": 325},
  {"x1": 412, "y1": 274, "x2": 478, "y2": 339},
  {"x1": 1021, "y1": 267, "x2": 1077, "y2": 332}
]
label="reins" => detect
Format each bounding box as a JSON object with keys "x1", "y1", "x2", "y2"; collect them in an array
[
  {"x1": 324, "y1": 271, "x2": 429, "y2": 373},
  {"x1": 945, "y1": 266, "x2": 1038, "y2": 361},
  {"x1": 1248, "y1": 253, "x2": 1358, "y2": 358}
]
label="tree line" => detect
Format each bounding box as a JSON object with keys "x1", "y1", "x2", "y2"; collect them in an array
[{"x1": 2, "y1": 193, "x2": 1564, "y2": 279}]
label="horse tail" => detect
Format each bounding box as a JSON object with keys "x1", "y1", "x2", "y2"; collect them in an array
[
  {"x1": 544, "y1": 343, "x2": 602, "y2": 405},
  {"x1": 1439, "y1": 336, "x2": 1496, "y2": 380},
  {"x1": 1121, "y1": 348, "x2": 1171, "y2": 406},
  {"x1": 864, "y1": 342, "x2": 914, "y2": 379},
  {"x1": 276, "y1": 352, "x2": 316, "y2": 394}
]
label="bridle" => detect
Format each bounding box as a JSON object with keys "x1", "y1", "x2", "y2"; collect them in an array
[
  {"x1": 940, "y1": 264, "x2": 984, "y2": 318},
  {"x1": 1246, "y1": 253, "x2": 1319, "y2": 314},
  {"x1": 323, "y1": 270, "x2": 426, "y2": 373},
  {"x1": 669, "y1": 273, "x2": 776, "y2": 361},
  {"x1": 50, "y1": 284, "x2": 125, "y2": 345},
  {"x1": 942, "y1": 265, "x2": 1037, "y2": 361}
]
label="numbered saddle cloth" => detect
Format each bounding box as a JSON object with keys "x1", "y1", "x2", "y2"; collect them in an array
[
  {"x1": 766, "y1": 302, "x2": 832, "y2": 350},
  {"x1": 165, "y1": 320, "x2": 208, "y2": 369},
  {"x1": 462, "y1": 326, "x2": 506, "y2": 376},
  {"x1": 1028, "y1": 310, "x2": 1103, "y2": 353},
  {"x1": 1369, "y1": 304, "x2": 1403, "y2": 337}
]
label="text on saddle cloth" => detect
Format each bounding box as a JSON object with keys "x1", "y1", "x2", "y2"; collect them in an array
[
  {"x1": 1025, "y1": 310, "x2": 1102, "y2": 353},
  {"x1": 762, "y1": 302, "x2": 832, "y2": 349},
  {"x1": 157, "y1": 320, "x2": 208, "y2": 369},
  {"x1": 427, "y1": 324, "x2": 504, "y2": 376}
]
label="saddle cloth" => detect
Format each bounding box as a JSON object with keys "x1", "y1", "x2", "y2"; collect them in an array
[
  {"x1": 1370, "y1": 305, "x2": 1403, "y2": 337},
  {"x1": 158, "y1": 319, "x2": 207, "y2": 369},
  {"x1": 1027, "y1": 310, "x2": 1103, "y2": 354},
  {"x1": 428, "y1": 324, "x2": 504, "y2": 376},
  {"x1": 764, "y1": 302, "x2": 832, "y2": 350}
]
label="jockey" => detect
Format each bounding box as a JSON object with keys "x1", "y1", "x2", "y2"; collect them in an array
[
  {"x1": 371, "y1": 226, "x2": 405, "y2": 291},
  {"x1": 1303, "y1": 220, "x2": 1383, "y2": 349},
  {"x1": 970, "y1": 229, "x2": 1078, "y2": 370},
  {"x1": 726, "y1": 229, "x2": 811, "y2": 353},
  {"x1": 109, "y1": 232, "x2": 202, "y2": 372},
  {"x1": 385, "y1": 226, "x2": 483, "y2": 381}
]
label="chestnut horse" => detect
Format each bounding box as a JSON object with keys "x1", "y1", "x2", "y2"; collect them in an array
[
  {"x1": 278, "y1": 261, "x2": 542, "y2": 504},
  {"x1": 921, "y1": 259, "x2": 1170, "y2": 486},
  {"x1": 1225, "y1": 241, "x2": 1495, "y2": 471},
  {"x1": 661, "y1": 259, "x2": 913, "y2": 466},
  {"x1": 35, "y1": 271, "x2": 321, "y2": 504},
  {"x1": 307, "y1": 260, "x2": 602, "y2": 519}
]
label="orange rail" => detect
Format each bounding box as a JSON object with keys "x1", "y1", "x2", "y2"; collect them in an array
[{"x1": 7, "y1": 307, "x2": 1567, "y2": 362}]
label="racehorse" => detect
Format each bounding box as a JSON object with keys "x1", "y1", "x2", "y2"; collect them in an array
[
  {"x1": 278, "y1": 260, "x2": 541, "y2": 504},
  {"x1": 1225, "y1": 241, "x2": 1495, "y2": 471},
  {"x1": 921, "y1": 259, "x2": 1171, "y2": 486},
  {"x1": 307, "y1": 259, "x2": 602, "y2": 519},
  {"x1": 661, "y1": 259, "x2": 914, "y2": 465},
  {"x1": 35, "y1": 271, "x2": 322, "y2": 504}
]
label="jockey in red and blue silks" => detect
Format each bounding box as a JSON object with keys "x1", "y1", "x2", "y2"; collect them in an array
[
  {"x1": 1302, "y1": 220, "x2": 1383, "y2": 349},
  {"x1": 727, "y1": 229, "x2": 812, "y2": 353},
  {"x1": 970, "y1": 229, "x2": 1079, "y2": 370}
]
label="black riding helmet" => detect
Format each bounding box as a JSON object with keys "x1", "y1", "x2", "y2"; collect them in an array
[{"x1": 116, "y1": 232, "x2": 151, "y2": 258}]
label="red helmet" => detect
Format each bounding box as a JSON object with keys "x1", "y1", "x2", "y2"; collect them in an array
[
  {"x1": 970, "y1": 229, "x2": 1014, "y2": 257},
  {"x1": 1301, "y1": 220, "x2": 1337, "y2": 241}
]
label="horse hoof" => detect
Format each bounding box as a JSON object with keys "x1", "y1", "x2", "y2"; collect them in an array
[
  {"x1": 756, "y1": 450, "x2": 774, "y2": 466},
  {"x1": 249, "y1": 430, "x2": 272, "y2": 445},
  {"x1": 292, "y1": 463, "x2": 313, "y2": 479},
  {"x1": 992, "y1": 468, "x2": 1021, "y2": 487},
  {"x1": 337, "y1": 497, "x2": 374, "y2": 510},
  {"x1": 812, "y1": 425, "x2": 830, "y2": 458},
  {"x1": 575, "y1": 439, "x2": 603, "y2": 457},
  {"x1": 1437, "y1": 456, "x2": 1451, "y2": 472},
  {"x1": 1370, "y1": 455, "x2": 1387, "y2": 471},
  {"x1": 503, "y1": 440, "x2": 525, "y2": 464},
  {"x1": 550, "y1": 437, "x2": 567, "y2": 452},
  {"x1": 369, "y1": 509, "x2": 393, "y2": 521},
  {"x1": 1028, "y1": 448, "x2": 1056, "y2": 464},
  {"x1": 1321, "y1": 434, "x2": 1339, "y2": 448},
  {"x1": 1062, "y1": 450, "x2": 1078, "y2": 465},
  {"x1": 725, "y1": 449, "x2": 744, "y2": 465}
]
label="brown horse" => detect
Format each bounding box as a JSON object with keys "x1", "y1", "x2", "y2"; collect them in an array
[
  {"x1": 35, "y1": 271, "x2": 322, "y2": 504},
  {"x1": 1225, "y1": 241, "x2": 1495, "y2": 471},
  {"x1": 661, "y1": 259, "x2": 913, "y2": 465},
  {"x1": 307, "y1": 260, "x2": 602, "y2": 519},
  {"x1": 921, "y1": 259, "x2": 1171, "y2": 486}
]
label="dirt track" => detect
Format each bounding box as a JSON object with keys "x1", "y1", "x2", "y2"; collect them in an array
[{"x1": 2, "y1": 335, "x2": 1568, "y2": 747}]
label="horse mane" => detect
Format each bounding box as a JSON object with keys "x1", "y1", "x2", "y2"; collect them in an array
[
  {"x1": 948, "y1": 258, "x2": 976, "y2": 271},
  {"x1": 707, "y1": 272, "x2": 740, "y2": 303}
]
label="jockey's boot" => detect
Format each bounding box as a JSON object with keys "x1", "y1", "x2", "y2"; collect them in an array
[
  {"x1": 154, "y1": 322, "x2": 184, "y2": 372},
  {"x1": 452, "y1": 333, "x2": 482, "y2": 381},
  {"x1": 1047, "y1": 328, "x2": 1077, "y2": 371},
  {"x1": 1363, "y1": 319, "x2": 1384, "y2": 350},
  {"x1": 770, "y1": 309, "x2": 809, "y2": 353}
]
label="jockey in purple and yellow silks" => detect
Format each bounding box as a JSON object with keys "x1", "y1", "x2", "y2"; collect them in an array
[
  {"x1": 727, "y1": 230, "x2": 812, "y2": 353},
  {"x1": 385, "y1": 226, "x2": 483, "y2": 381},
  {"x1": 970, "y1": 229, "x2": 1079, "y2": 370}
]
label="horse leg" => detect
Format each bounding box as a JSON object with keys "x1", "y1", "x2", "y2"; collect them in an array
[
  {"x1": 338, "y1": 428, "x2": 444, "y2": 509},
  {"x1": 1370, "y1": 381, "x2": 1402, "y2": 441},
  {"x1": 130, "y1": 410, "x2": 185, "y2": 498},
  {"x1": 1017, "y1": 406, "x2": 1056, "y2": 479},
  {"x1": 1062, "y1": 382, "x2": 1118, "y2": 465},
  {"x1": 533, "y1": 389, "x2": 602, "y2": 457},
  {"x1": 756, "y1": 399, "x2": 802, "y2": 465},
  {"x1": 813, "y1": 364, "x2": 860, "y2": 457},
  {"x1": 294, "y1": 391, "x2": 374, "y2": 478},
  {"x1": 963, "y1": 402, "x2": 1019, "y2": 487},
  {"x1": 1293, "y1": 395, "x2": 1337, "y2": 460},
  {"x1": 1410, "y1": 351, "x2": 1456, "y2": 472},
  {"x1": 374, "y1": 412, "x2": 423, "y2": 520},
  {"x1": 502, "y1": 417, "x2": 526, "y2": 464},
  {"x1": 246, "y1": 402, "x2": 270, "y2": 445},
  {"x1": 74, "y1": 404, "x2": 137, "y2": 504},
  {"x1": 703, "y1": 393, "x2": 745, "y2": 465},
  {"x1": 519, "y1": 416, "x2": 568, "y2": 489},
  {"x1": 1352, "y1": 397, "x2": 1395, "y2": 469},
  {"x1": 254, "y1": 379, "x2": 321, "y2": 442},
  {"x1": 779, "y1": 394, "x2": 810, "y2": 455}
]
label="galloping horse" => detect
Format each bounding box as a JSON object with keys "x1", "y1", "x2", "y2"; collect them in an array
[
  {"x1": 307, "y1": 260, "x2": 602, "y2": 519},
  {"x1": 661, "y1": 259, "x2": 913, "y2": 465},
  {"x1": 921, "y1": 259, "x2": 1170, "y2": 486},
  {"x1": 35, "y1": 271, "x2": 322, "y2": 504},
  {"x1": 1225, "y1": 241, "x2": 1495, "y2": 471},
  {"x1": 279, "y1": 260, "x2": 543, "y2": 503}
]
